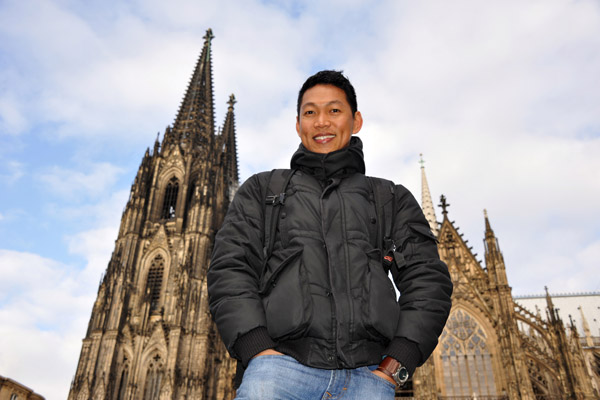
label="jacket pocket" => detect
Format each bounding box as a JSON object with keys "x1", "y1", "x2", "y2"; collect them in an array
[
  {"x1": 407, "y1": 222, "x2": 438, "y2": 242},
  {"x1": 398, "y1": 223, "x2": 439, "y2": 261},
  {"x1": 260, "y1": 249, "x2": 312, "y2": 340},
  {"x1": 363, "y1": 251, "x2": 399, "y2": 341}
]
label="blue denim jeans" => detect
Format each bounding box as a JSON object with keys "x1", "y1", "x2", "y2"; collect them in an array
[{"x1": 235, "y1": 354, "x2": 396, "y2": 400}]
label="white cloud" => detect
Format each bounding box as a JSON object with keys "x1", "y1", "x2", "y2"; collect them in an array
[
  {"x1": 0, "y1": 185, "x2": 123, "y2": 399},
  {"x1": 66, "y1": 225, "x2": 121, "y2": 283},
  {"x1": 0, "y1": 250, "x2": 98, "y2": 400},
  {"x1": 0, "y1": 160, "x2": 25, "y2": 184},
  {"x1": 510, "y1": 237, "x2": 600, "y2": 295},
  {"x1": 38, "y1": 163, "x2": 124, "y2": 202},
  {"x1": 0, "y1": 170, "x2": 126, "y2": 400},
  {"x1": 59, "y1": 188, "x2": 130, "y2": 223},
  {"x1": 342, "y1": 0, "x2": 600, "y2": 296},
  {"x1": 0, "y1": 94, "x2": 29, "y2": 136}
]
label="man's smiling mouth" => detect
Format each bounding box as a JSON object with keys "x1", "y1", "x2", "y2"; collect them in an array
[{"x1": 314, "y1": 134, "x2": 335, "y2": 143}]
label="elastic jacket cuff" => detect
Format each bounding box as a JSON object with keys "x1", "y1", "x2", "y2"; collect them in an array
[
  {"x1": 233, "y1": 326, "x2": 277, "y2": 367},
  {"x1": 383, "y1": 337, "x2": 422, "y2": 376}
]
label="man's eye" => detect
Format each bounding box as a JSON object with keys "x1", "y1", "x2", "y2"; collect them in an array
[
  {"x1": 331, "y1": 108, "x2": 340, "y2": 113},
  {"x1": 304, "y1": 110, "x2": 315, "y2": 115}
]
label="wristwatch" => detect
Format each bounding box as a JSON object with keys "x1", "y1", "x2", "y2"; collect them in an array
[{"x1": 376, "y1": 357, "x2": 409, "y2": 386}]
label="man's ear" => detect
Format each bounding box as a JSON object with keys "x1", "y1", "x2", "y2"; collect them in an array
[
  {"x1": 296, "y1": 116, "x2": 301, "y2": 136},
  {"x1": 352, "y1": 111, "x2": 363, "y2": 134}
]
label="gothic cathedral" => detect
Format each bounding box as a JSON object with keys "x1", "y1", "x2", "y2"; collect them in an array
[
  {"x1": 68, "y1": 30, "x2": 237, "y2": 400},
  {"x1": 411, "y1": 162, "x2": 599, "y2": 400},
  {"x1": 69, "y1": 29, "x2": 599, "y2": 400}
]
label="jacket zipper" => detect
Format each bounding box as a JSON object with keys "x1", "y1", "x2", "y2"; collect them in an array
[
  {"x1": 337, "y1": 187, "x2": 354, "y2": 360},
  {"x1": 321, "y1": 178, "x2": 338, "y2": 366}
]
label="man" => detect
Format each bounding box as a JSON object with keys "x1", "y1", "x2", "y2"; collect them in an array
[{"x1": 208, "y1": 70, "x2": 452, "y2": 399}]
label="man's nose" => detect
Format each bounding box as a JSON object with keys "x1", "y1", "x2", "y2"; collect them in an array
[{"x1": 315, "y1": 114, "x2": 330, "y2": 127}]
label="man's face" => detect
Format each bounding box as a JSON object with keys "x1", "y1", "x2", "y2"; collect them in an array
[{"x1": 296, "y1": 84, "x2": 363, "y2": 154}]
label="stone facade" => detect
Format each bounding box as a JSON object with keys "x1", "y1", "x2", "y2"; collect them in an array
[
  {"x1": 0, "y1": 376, "x2": 44, "y2": 400},
  {"x1": 408, "y1": 162, "x2": 600, "y2": 399},
  {"x1": 68, "y1": 29, "x2": 237, "y2": 400}
]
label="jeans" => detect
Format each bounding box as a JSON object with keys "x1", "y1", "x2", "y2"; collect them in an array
[{"x1": 235, "y1": 355, "x2": 396, "y2": 400}]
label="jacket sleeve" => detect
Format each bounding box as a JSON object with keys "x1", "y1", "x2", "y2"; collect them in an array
[
  {"x1": 207, "y1": 173, "x2": 275, "y2": 362},
  {"x1": 385, "y1": 184, "x2": 453, "y2": 368}
]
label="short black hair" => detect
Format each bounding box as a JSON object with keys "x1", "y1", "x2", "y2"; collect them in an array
[{"x1": 297, "y1": 70, "x2": 358, "y2": 116}]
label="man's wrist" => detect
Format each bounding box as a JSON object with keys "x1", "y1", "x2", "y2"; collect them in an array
[
  {"x1": 371, "y1": 368, "x2": 397, "y2": 386},
  {"x1": 252, "y1": 348, "x2": 283, "y2": 359},
  {"x1": 377, "y1": 356, "x2": 409, "y2": 386},
  {"x1": 383, "y1": 337, "x2": 421, "y2": 377}
]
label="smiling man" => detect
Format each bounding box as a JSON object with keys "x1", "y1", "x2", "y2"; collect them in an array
[
  {"x1": 208, "y1": 70, "x2": 453, "y2": 399},
  {"x1": 295, "y1": 83, "x2": 362, "y2": 154}
]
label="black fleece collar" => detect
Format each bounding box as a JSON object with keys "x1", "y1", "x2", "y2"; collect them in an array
[{"x1": 290, "y1": 136, "x2": 366, "y2": 181}]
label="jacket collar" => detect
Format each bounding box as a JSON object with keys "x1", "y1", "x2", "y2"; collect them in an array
[{"x1": 290, "y1": 136, "x2": 366, "y2": 181}]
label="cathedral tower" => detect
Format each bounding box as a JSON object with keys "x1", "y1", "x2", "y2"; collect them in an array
[{"x1": 68, "y1": 29, "x2": 237, "y2": 400}]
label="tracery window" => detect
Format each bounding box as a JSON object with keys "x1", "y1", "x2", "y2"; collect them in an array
[
  {"x1": 146, "y1": 255, "x2": 164, "y2": 312},
  {"x1": 143, "y1": 355, "x2": 164, "y2": 400},
  {"x1": 440, "y1": 309, "x2": 497, "y2": 397},
  {"x1": 161, "y1": 177, "x2": 179, "y2": 219}
]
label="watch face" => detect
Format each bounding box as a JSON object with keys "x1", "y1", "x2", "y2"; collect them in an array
[
  {"x1": 393, "y1": 366, "x2": 409, "y2": 385},
  {"x1": 398, "y1": 367, "x2": 408, "y2": 381}
]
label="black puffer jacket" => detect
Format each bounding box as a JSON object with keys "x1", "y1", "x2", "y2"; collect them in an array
[{"x1": 208, "y1": 137, "x2": 452, "y2": 375}]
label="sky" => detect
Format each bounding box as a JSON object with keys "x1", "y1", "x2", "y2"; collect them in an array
[{"x1": 0, "y1": 0, "x2": 599, "y2": 398}]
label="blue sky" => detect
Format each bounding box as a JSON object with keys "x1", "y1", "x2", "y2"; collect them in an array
[{"x1": 1, "y1": 0, "x2": 600, "y2": 398}]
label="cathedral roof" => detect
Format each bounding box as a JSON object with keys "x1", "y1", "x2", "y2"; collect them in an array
[{"x1": 515, "y1": 292, "x2": 600, "y2": 341}]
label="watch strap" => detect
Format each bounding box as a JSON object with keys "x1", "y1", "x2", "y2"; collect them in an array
[
  {"x1": 376, "y1": 356, "x2": 401, "y2": 379},
  {"x1": 377, "y1": 356, "x2": 409, "y2": 386}
]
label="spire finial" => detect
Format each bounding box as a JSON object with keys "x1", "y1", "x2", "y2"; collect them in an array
[
  {"x1": 153, "y1": 132, "x2": 160, "y2": 156},
  {"x1": 484, "y1": 209, "x2": 493, "y2": 235},
  {"x1": 419, "y1": 153, "x2": 439, "y2": 235},
  {"x1": 439, "y1": 194, "x2": 450, "y2": 216},
  {"x1": 203, "y1": 28, "x2": 214, "y2": 44},
  {"x1": 227, "y1": 94, "x2": 237, "y2": 111},
  {"x1": 545, "y1": 286, "x2": 556, "y2": 321}
]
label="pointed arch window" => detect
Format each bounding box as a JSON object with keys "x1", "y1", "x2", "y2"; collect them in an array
[
  {"x1": 116, "y1": 364, "x2": 129, "y2": 400},
  {"x1": 161, "y1": 177, "x2": 179, "y2": 220},
  {"x1": 143, "y1": 355, "x2": 164, "y2": 400},
  {"x1": 439, "y1": 309, "x2": 497, "y2": 397},
  {"x1": 146, "y1": 255, "x2": 164, "y2": 312}
]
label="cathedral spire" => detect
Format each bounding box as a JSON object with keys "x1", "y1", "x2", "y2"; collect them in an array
[
  {"x1": 578, "y1": 306, "x2": 594, "y2": 347},
  {"x1": 221, "y1": 94, "x2": 239, "y2": 184},
  {"x1": 483, "y1": 210, "x2": 508, "y2": 286},
  {"x1": 419, "y1": 154, "x2": 439, "y2": 236},
  {"x1": 545, "y1": 286, "x2": 559, "y2": 323},
  {"x1": 170, "y1": 28, "x2": 216, "y2": 149},
  {"x1": 484, "y1": 209, "x2": 493, "y2": 238},
  {"x1": 153, "y1": 132, "x2": 160, "y2": 156}
]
